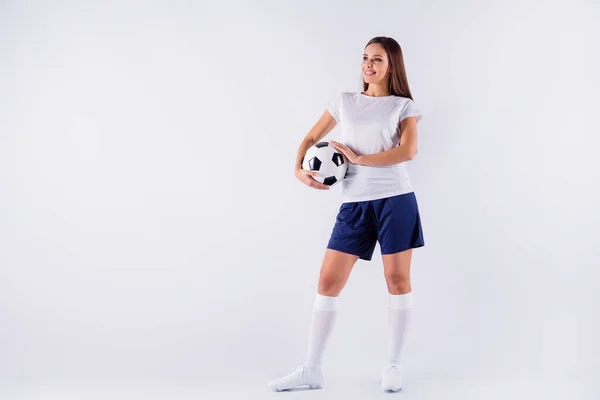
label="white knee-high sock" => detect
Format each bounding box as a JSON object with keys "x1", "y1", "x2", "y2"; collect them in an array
[
  {"x1": 303, "y1": 293, "x2": 338, "y2": 372},
  {"x1": 387, "y1": 292, "x2": 413, "y2": 365}
]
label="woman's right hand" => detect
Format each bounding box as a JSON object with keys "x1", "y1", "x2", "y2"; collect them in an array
[{"x1": 295, "y1": 168, "x2": 330, "y2": 190}]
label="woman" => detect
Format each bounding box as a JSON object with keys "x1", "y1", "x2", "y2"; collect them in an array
[{"x1": 268, "y1": 36, "x2": 424, "y2": 393}]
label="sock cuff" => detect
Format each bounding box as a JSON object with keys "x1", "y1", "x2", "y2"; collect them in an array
[
  {"x1": 314, "y1": 293, "x2": 338, "y2": 311},
  {"x1": 389, "y1": 292, "x2": 413, "y2": 310}
]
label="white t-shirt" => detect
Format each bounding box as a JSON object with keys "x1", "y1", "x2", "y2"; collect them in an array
[{"x1": 326, "y1": 92, "x2": 423, "y2": 203}]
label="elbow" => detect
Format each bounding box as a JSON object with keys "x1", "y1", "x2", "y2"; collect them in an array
[{"x1": 407, "y1": 148, "x2": 417, "y2": 160}]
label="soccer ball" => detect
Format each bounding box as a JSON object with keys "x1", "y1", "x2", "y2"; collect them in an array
[{"x1": 302, "y1": 141, "x2": 348, "y2": 186}]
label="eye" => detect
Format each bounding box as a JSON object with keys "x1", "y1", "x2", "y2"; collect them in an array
[{"x1": 375, "y1": 58, "x2": 382, "y2": 62}]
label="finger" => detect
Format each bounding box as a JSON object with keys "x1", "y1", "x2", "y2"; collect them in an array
[
  {"x1": 310, "y1": 181, "x2": 329, "y2": 190},
  {"x1": 315, "y1": 181, "x2": 329, "y2": 190},
  {"x1": 309, "y1": 177, "x2": 324, "y2": 186}
]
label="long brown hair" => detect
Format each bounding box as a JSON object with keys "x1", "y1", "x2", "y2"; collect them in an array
[{"x1": 362, "y1": 36, "x2": 414, "y2": 100}]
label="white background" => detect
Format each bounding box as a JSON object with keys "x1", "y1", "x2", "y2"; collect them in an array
[{"x1": 1, "y1": 0, "x2": 599, "y2": 399}]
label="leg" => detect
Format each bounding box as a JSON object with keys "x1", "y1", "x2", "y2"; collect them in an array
[
  {"x1": 381, "y1": 249, "x2": 414, "y2": 392},
  {"x1": 382, "y1": 248, "x2": 412, "y2": 295},
  {"x1": 373, "y1": 193, "x2": 423, "y2": 391},
  {"x1": 317, "y1": 248, "x2": 360, "y2": 296},
  {"x1": 268, "y1": 249, "x2": 359, "y2": 391},
  {"x1": 304, "y1": 249, "x2": 359, "y2": 371}
]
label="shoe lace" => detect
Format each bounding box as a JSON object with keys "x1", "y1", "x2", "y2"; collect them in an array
[{"x1": 384, "y1": 364, "x2": 400, "y2": 373}]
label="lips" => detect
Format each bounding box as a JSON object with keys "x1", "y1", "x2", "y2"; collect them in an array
[{"x1": 365, "y1": 70, "x2": 375, "y2": 76}]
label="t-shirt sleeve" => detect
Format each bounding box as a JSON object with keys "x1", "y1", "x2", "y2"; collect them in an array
[
  {"x1": 326, "y1": 93, "x2": 341, "y2": 123},
  {"x1": 399, "y1": 98, "x2": 423, "y2": 124}
]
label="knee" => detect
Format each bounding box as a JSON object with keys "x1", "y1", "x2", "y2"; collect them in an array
[
  {"x1": 318, "y1": 276, "x2": 342, "y2": 297},
  {"x1": 384, "y1": 273, "x2": 411, "y2": 294}
]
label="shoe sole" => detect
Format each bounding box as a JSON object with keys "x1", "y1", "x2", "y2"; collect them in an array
[{"x1": 269, "y1": 384, "x2": 322, "y2": 392}]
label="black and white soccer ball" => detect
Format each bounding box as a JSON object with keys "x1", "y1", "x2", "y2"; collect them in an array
[{"x1": 302, "y1": 141, "x2": 348, "y2": 186}]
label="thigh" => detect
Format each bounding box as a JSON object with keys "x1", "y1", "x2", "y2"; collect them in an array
[
  {"x1": 376, "y1": 192, "x2": 424, "y2": 255},
  {"x1": 382, "y1": 249, "x2": 413, "y2": 293},
  {"x1": 327, "y1": 202, "x2": 378, "y2": 261},
  {"x1": 317, "y1": 249, "x2": 360, "y2": 296},
  {"x1": 382, "y1": 249, "x2": 413, "y2": 280}
]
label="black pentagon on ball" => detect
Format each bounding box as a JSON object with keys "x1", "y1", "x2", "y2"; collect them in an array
[
  {"x1": 308, "y1": 156, "x2": 322, "y2": 171},
  {"x1": 323, "y1": 176, "x2": 338, "y2": 186},
  {"x1": 332, "y1": 153, "x2": 344, "y2": 166},
  {"x1": 315, "y1": 141, "x2": 329, "y2": 148}
]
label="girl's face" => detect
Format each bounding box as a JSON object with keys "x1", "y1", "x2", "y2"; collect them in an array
[{"x1": 362, "y1": 43, "x2": 390, "y2": 85}]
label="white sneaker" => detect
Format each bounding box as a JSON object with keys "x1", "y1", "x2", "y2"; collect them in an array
[
  {"x1": 381, "y1": 364, "x2": 403, "y2": 392},
  {"x1": 268, "y1": 365, "x2": 323, "y2": 391}
]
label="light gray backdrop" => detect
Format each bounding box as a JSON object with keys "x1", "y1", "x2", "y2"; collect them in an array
[{"x1": 1, "y1": 0, "x2": 599, "y2": 399}]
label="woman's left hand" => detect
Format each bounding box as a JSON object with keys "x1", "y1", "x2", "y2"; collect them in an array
[{"x1": 330, "y1": 141, "x2": 361, "y2": 165}]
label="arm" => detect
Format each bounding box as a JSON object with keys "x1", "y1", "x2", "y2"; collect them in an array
[
  {"x1": 357, "y1": 116, "x2": 418, "y2": 166},
  {"x1": 294, "y1": 109, "x2": 337, "y2": 170},
  {"x1": 330, "y1": 116, "x2": 419, "y2": 167},
  {"x1": 294, "y1": 109, "x2": 338, "y2": 190}
]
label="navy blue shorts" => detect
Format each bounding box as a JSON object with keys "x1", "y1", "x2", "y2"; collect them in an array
[{"x1": 327, "y1": 192, "x2": 425, "y2": 261}]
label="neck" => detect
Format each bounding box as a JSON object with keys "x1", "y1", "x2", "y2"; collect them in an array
[{"x1": 363, "y1": 83, "x2": 391, "y2": 97}]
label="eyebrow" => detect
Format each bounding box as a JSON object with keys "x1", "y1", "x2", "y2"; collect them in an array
[{"x1": 363, "y1": 54, "x2": 384, "y2": 57}]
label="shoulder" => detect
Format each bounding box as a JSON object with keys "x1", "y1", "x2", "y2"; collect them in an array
[
  {"x1": 393, "y1": 96, "x2": 416, "y2": 107},
  {"x1": 328, "y1": 92, "x2": 358, "y2": 106},
  {"x1": 394, "y1": 96, "x2": 422, "y2": 122},
  {"x1": 338, "y1": 91, "x2": 358, "y2": 100}
]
